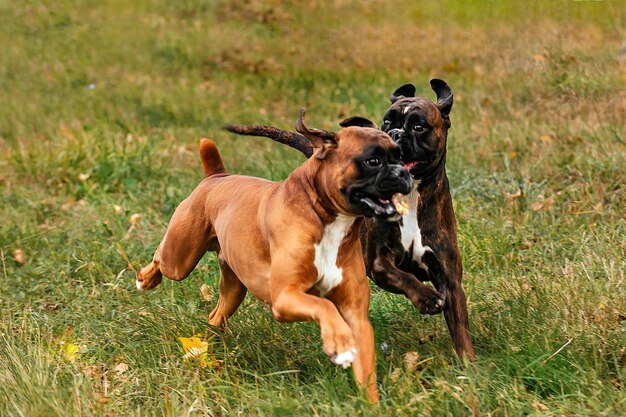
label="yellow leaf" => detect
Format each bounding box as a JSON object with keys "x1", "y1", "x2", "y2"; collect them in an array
[
  {"x1": 532, "y1": 53, "x2": 546, "y2": 63},
  {"x1": 61, "y1": 341, "x2": 80, "y2": 362},
  {"x1": 539, "y1": 134, "x2": 554, "y2": 144},
  {"x1": 178, "y1": 336, "x2": 220, "y2": 368}
]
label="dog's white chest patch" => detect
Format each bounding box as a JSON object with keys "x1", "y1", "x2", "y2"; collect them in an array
[
  {"x1": 313, "y1": 215, "x2": 355, "y2": 296},
  {"x1": 399, "y1": 184, "x2": 431, "y2": 271}
]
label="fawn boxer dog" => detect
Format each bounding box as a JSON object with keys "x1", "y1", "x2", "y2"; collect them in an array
[
  {"x1": 224, "y1": 80, "x2": 475, "y2": 360},
  {"x1": 136, "y1": 110, "x2": 413, "y2": 402}
]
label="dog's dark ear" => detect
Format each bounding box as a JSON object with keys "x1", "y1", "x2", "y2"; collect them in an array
[
  {"x1": 339, "y1": 116, "x2": 377, "y2": 129},
  {"x1": 430, "y1": 78, "x2": 453, "y2": 120},
  {"x1": 390, "y1": 83, "x2": 416, "y2": 103},
  {"x1": 295, "y1": 108, "x2": 338, "y2": 160}
]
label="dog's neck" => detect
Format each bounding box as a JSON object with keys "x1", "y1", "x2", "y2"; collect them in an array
[
  {"x1": 414, "y1": 151, "x2": 459, "y2": 245},
  {"x1": 286, "y1": 160, "x2": 344, "y2": 226},
  {"x1": 416, "y1": 146, "x2": 448, "y2": 188}
]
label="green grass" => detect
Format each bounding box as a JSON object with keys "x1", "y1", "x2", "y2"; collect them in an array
[{"x1": 1, "y1": 0, "x2": 625, "y2": 415}]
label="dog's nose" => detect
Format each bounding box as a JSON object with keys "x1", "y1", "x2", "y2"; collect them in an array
[
  {"x1": 390, "y1": 165, "x2": 409, "y2": 178},
  {"x1": 388, "y1": 128, "x2": 404, "y2": 142}
]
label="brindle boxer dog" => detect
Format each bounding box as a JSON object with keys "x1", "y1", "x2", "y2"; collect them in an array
[
  {"x1": 224, "y1": 79, "x2": 475, "y2": 360},
  {"x1": 136, "y1": 110, "x2": 413, "y2": 402}
]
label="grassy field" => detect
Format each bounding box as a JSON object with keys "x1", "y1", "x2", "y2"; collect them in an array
[{"x1": 1, "y1": 0, "x2": 625, "y2": 415}]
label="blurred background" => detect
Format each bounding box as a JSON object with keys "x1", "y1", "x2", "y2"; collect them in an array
[{"x1": 0, "y1": 1, "x2": 624, "y2": 415}]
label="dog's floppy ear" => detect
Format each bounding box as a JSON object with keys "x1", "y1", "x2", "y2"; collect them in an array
[
  {"x1": 430, "y1": 78, "x2": 454, "y2": 121},
  {"x1": 390, "y1": 83, "x2": 416, "y2": 103},
  {"x1": 339, "y1": 116, "x2": 377, "y2": 129},
  {"x1": 295, "y1": 108, "x2": 338, "y2": 160}
]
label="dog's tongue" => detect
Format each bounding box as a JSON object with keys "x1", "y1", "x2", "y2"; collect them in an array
[{"x1": 404, "y1": 161, "x2": 418, "y2": 170}]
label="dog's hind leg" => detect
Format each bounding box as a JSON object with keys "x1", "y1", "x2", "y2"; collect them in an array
[
  {"x1": 136, "y1": 241, "x2": 164, "y2": 291},
  {"x1": 208, "y1": 255, "x2": 247, "y2": 327},
  {"x1": 423, "y1": 252, "x2": 475, "y2": 360},
  {"x1": 137, "y1": 191, "x2": 218, "y2": 291},
  {"x1": 442, "y1": 282, "x2": 474, "y2": 360}
]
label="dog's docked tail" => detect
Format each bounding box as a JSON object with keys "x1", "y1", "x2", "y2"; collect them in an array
[
  {"x1": 199, "y1": 139, "x2": 227, "y2": 177},
  {"x1": 223, "y1": 124, "x2": 314, "y2": 158}
]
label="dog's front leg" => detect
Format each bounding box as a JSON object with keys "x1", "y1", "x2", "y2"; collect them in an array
[
  {"x1": 269, "y1": 263, "x2": 357, "y2": 368},
  {"x1": 370, "y1": 255, "x2": 444, "y2": 315},
  {"x1": 328, "y1": 276, "x2": 379, "y2": 403}
]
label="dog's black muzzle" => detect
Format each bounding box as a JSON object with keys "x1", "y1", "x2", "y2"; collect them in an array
[
  {"x1": 376, "y1": 165, "x2": 412, "y2": 193},
  {"x1": 346, "y1": 164, "x2": 412, "y2": 221}
]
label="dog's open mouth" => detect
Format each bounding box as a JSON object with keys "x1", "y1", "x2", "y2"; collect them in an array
[
  {"x1": 404, "y1": 160, "x2": 426, "y2": 171},
  {"x1": 355, "y1": 192, "x2": 399, "y2": 219}
]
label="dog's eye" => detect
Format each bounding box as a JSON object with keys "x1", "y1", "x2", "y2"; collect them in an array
[
  {"x1": 365, "y1": 157, "x2": 381, "y2": 167},
  {"x1": 412, "y1": 124, "x2": 425, "y2": 133}
]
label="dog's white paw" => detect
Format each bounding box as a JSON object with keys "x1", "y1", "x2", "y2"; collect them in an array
[
  {"x1": 331, "y1": 348, "x2": 357, "y2": 369},
  {"x1": 136, "y1": 279, "x2": 143, "y2": 292}
]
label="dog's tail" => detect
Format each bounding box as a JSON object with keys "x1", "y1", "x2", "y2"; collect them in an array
[
  {"x1": 223, "y1": 124, "x2": 314, "y2": 158},
  {"x1": 199, "y1": 138, "x2": 227, "y2": 177}
]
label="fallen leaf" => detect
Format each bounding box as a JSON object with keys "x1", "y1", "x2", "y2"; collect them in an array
[
  {"x1": 533, "y1": 53, "x2": 546, "y2": 63},
  {"x1": 539, "y1": 134, "x2": 555, "y2": 144},
  {"x1": 129, "y1": 213, "x2": 142, "y2": 225},
  {"x1": 390, "y1": 367, "x2": 401, "y2": 382},
  {"x1": 93, "y1": 392, "x2": 110, "y2": 404},
  {"x1": 61, "y1": 341, "x2": 80, "y2": 362},
  {"x1": 531, "y1": 198, "x2": 554, "y2": 212},
  {"x1": 520, "y1": 240, "x2": 533, "y2": 249},
  {"x1": 179, "y1": 336, "x2": 208, "y2": 360},
  {"x1": 12, "y1": 249, "x2": 25, "y2": 264},
  {"x1": 114, "y1": 363, "x2": 129, "y2": 377},
  {"x1": 199, "y1": 284, "x2": 213, "y2": 302},
  {"x1": 505, "y1": 189, "x2": 522, "y2": 201},
  {"x1": 403, "y1": 351, "x2": 420, "y2": 371},
  {"x1": 82, "y1": 365, "x2": 100, "y2": 378},
  {"x1": 179, "y1": 336, "x2": 221, "y2": 368},
  {"x1": 113, "y1": 205, "x2": 123, "y2": 215},
  {"x1": 593, "y1": 201, "x2": 603, "y2": 213},
  {"x1": 42, "y1": 303, "x2": 59, "y2": 312}
]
